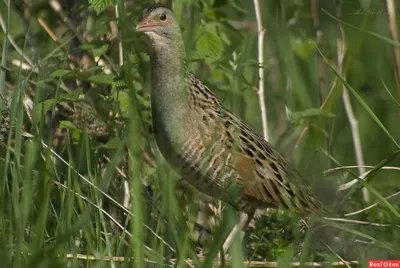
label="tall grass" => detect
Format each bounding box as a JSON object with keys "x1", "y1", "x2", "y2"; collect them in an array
[{"x1": 0, "y1": 0, "x2": 399, "y2": 267}]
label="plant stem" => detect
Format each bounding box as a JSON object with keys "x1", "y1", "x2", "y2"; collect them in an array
[{"x1": 253, "y1": 0, "x2": 268, "y2": 141}]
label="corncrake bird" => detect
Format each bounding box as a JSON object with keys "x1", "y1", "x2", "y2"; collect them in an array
[{"x1": 136, "y1": 6, "x2": 322, "y2": 252}]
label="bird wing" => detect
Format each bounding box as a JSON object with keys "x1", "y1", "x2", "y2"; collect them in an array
[
  {"x1": 221, "y1": 109, "x2": 322, "y2": 213},
  {"x1": 182, "y1": 74, "x2": 321, "y2": 214}
]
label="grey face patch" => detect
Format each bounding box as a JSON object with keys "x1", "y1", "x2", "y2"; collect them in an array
[{"x1": 142, "y1": 5, "x2": 167, "y2": 18}]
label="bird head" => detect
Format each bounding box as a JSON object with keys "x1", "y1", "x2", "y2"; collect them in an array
[{"x1": 136, "y1": 7, "x2": 181, "y2": 41}]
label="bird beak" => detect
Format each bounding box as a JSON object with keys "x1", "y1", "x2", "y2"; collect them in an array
[{"x1": 136, "y1": 19, "x2": 158, "y2": 32}]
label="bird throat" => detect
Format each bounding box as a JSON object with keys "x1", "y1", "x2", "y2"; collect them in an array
[{"x1": 148, "y1": 34, "x2": 188, "y2": 161}]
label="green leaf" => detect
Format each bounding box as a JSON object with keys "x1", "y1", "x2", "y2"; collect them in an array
[
  {"x1": 57, "y1": 88, "x2": 83, "y2": 101},
  {"x1": 196, "y1": 26, "x2": 223, "y2": 58},
  {"x1": 112, "y1": 77, "x2": 128, "y2": 92},
  {"x1": 112, "y1": 90, "x2": 131, "y2": 114},
  {"x1": 59, "y1": 120, "x2": 78, "y2": 130},
  {"x1": 50, "y1": 69, "x2": 93, "y2": 81},
  {"x1": 100, "y1": 137, "x2": 121, "y2": 149},
  {"x1": 32, "y1": 99, "x2": 57, "y2": 124},
  {"x1": 89, "y1": 0, "x2": 113, "y2": 14},
  {"x1": 286, "y1": 107, "x2": 334, "y2": 125},
  {"x1": 80, "y1": 41, "x2": 109, "y2": 57},
  {"x1": 88, "y1": 74, "x2": 114, "y2": 85},
  {"x1": 291, "y1": 38, "x2": 316, "y2": 61},
  {"x1": 50, "y1": 69, "x2": 76, "y2": 79}
]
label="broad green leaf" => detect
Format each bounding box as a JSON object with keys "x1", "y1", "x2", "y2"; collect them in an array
[
  {"x1": 88, "y1": 74, "x2": 114, "y2": 85},
  {"x1": 112, "y1": 90, "x2": 131, "y2": 114},
  {"x1": 291, "y1": 38, "x2": 316, "y2": 61},
  {"x1": 51, "y1": 69, "x2": 92, "y2": 81},
  {"x1": 196, "y1": 26, "x2": 223, "y2": 58},
  {"x1": 32, "y1": 99, "x2": 57, "y2": 124},
  {"x1": 89, "y1": 0, "x2": 113, "y2": 14},
  {"x1": 58, "y1": 120, "x2": 78, "y2": 130},
  {"x1": 100, "y1": 137, "x2": 121, "y2": 149},
  {"x1": 50, "y1": 69, "x2": 76, "y2": 79}
]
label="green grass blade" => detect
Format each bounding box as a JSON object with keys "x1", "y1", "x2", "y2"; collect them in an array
[
  {"x1": 322, "y1": 9, "x2": 400, "y2": 48},
  {"x1": 317, "y1": 47, "x2": 400, "y2": 149},
  {"x1": 381, "y1": 78, "x2": 400, "y2": 108}
]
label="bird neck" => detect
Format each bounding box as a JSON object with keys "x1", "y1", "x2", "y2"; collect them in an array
[
  {"x1": 149, "y1": 34, "x2": 188, "y2": 111},
  {"x1": 150, "y1": 41, "x2": 186, "y2": 93},
  {"x1": 148, "y1": 34, "x2": 189, "y2": 150},
  {"x1": 149, "y1": 34, "x2": 186, "y2": 80}
]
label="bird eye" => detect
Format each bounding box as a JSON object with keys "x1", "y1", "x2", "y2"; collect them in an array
[{"x1": 159, "y1": 14, "x2": 167, "y2": 21}]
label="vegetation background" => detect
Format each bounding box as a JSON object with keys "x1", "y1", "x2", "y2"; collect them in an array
[{"x1": 0, "y1": 0, "x2": 400, "y2": 267}]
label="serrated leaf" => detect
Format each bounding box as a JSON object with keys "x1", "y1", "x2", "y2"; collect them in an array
[
  {"x1": 89, "y1": 0, "x2": 113, "y2": 14},
  {"x1": 128, "y1": 53, "x2": 149, "y2": 64},
  {"x1": 112, "y1": 91, "x2": 131, "y2": 115},
  {"x1": 112, "y1": 78, "x2": 127, "y2": 92},
  {"x1": 136, "y1": 95, "x2": 150, "y2": 108},
  {"x1": 196, "y1": 27, "x2": 223, "y2": 58}
]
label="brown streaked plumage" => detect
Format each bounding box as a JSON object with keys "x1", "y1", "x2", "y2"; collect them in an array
[
  {"x1": 136, "y1": 6, "x2": 323, "y2": 251},
  {"x1": 181, "y1": 73, "x2": 322, "y2": 214}
]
